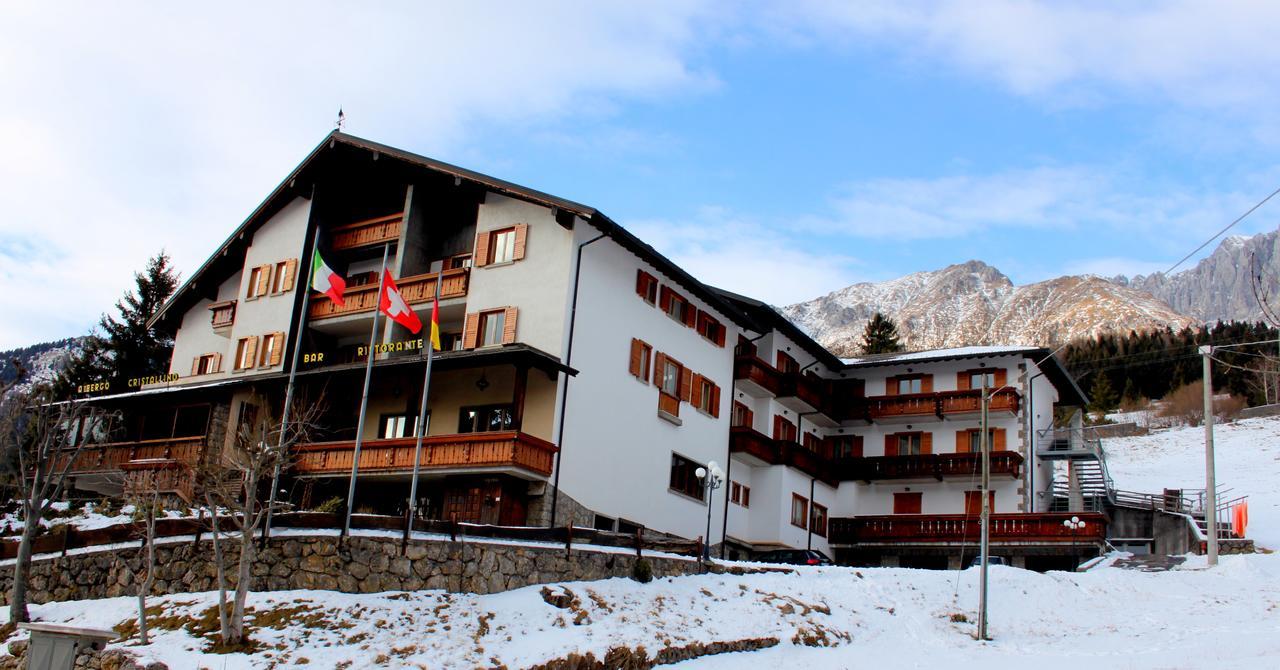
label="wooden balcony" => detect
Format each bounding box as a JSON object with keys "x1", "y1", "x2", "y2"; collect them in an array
[
  {"x1": 729, "y1": 427, "x2": 836, "y2": 486},
  {"x1": 329, "y1": 212, "x2": 404, "y2": 251},
  {"x1": 309, "y1": 268, "x2": 469, "y2": 320},
  {"x1": 778, "y1": 371, "x2": 826, "y2": 410},
  {"x1": 65, "y1": 436, "x2": 205, "y2": 474},
  {"x1": 122, "y1": 459, "x2": 196, "y2": 503},
  {"x1": 864, "y1": 388, "x2": 1020, "y2": 423},
  {"x1": 733, "y1": 355, "x2": 782, "y2": 397},
  {"x1": 838, "y1": 451, "x2": 1023, "y2": 482},
  {"x1": 208, "y1": 300, "x2": 236, "y2": 329},
  {"x1": 293, "y1": 431, "x2": 558, "y2": 478},
  {"x1": 828, "y1": 512, "x2": 1107, "y2": 546}
]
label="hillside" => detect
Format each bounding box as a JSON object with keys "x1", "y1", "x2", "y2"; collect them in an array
[
  {"x1": 0, "y1": 338, "x2": 82, "y2": 394},
  {"x1": 784, "y1": 261, "x2": 1196, "y2": 356}
]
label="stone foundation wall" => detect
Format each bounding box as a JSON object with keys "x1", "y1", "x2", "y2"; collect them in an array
[{"x1": 0, "y1": 534, "x2": 705, "y2": 606}]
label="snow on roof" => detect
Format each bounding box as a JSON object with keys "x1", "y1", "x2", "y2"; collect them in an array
[{"x1": 841, "y1": 345, "x2": 1042, "y2": 366}]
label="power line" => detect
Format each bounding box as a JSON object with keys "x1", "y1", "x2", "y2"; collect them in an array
[{"x1": 1164, "y1": 183, "x2": 1280, "y2": 275}]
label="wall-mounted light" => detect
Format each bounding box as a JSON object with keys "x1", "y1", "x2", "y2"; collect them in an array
[{"x1": 475, "y1": 372, "x2": 490, "y2": 391}]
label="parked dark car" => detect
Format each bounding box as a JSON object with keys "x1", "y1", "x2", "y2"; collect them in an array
[
  {"x1": 754, "y1": 549, "x2": 833, "y2": 566},
  {"x1": 968, "y1": 555, "x2": 1008, "y2": 568}
]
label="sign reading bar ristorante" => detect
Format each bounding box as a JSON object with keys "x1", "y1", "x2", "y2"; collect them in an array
[{"x1": 301, "y1": 338, "x2": 434, "y2": 366}]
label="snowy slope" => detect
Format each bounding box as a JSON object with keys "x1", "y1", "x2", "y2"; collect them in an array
[{"x1": 1104, "y1": 416, "x2": 1280, "y2": 548}]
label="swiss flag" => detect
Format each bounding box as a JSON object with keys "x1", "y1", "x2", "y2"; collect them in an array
[{"x1": 379, "y1": 270, "x2": 423, "y2": 334}]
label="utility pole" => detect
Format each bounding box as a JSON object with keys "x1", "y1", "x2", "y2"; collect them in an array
[
  {"x1": 978, "y1": 377, "x2": 991, "y2": 640},
  {"x1": 1200, "y1": 346, "x2": 1218, "y2": 566}
]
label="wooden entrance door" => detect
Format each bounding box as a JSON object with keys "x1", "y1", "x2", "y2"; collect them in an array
[{"x1": 964, "y1": 490, "x2": 995, "y2": 516}]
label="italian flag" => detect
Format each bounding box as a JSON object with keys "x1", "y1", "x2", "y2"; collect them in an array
[{"x1": 312, "y1": 249, "x2": 347, "y2": 306}]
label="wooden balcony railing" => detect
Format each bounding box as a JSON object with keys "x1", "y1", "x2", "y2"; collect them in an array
[
  {"x1": 293, "y1": 431, "x2": 558, "y2": 478},
  {"x1": 309, "y1": 268, "x2": 469, "y2": 320},
  {"x1": 64, "y1": 436, "x2": 206, "y2": 474},
  {"x1": 329, "y1": 213, "x2": 404, "y2": 251},
  {"x1": 729, "y1": 427, "x2": 836, "y2": 486},
  {"x1": 828, "y1": 512, "x2": 1107, "y2": 545},
  {"x1": 838, "y1": 451, "x2": 1023, "y2": 482},
  {"x1": 733, "y1": 355, "x2": 782, "y2": 395},
  {"x1": 864, "y1": 388, "x2": 1020, "y2": 421},
  {"x1": 778, "y1": 371, "x2": 827, "y2": 410},
  {"x1": 122, "y1": 459, "x2": 196, "y2": 503},
  {"x1": 208, "y1": 300, "x2": 236, "y2": 329}
]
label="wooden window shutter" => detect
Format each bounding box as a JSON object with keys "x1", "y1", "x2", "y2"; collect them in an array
[
  {"x1": 715, "y1": 324, "x2": 726, "y2": 347},
  {"x1": 255, "y1": 265, "x2": 271, "y2": 297},
  {"x1": 212, "y1": 353, "x2": 222, "y2": 372},
  {"x1": 281, "y1": 258, "x2": 299, "y2": 292},
  {"x1": 885, "y1": 376, "x2": 898, "y2": 396},
  {"x1": 958, "y1": 430, "x2": 972, "y2": 453},
  {"x1": 474, "y1": 230, "x2": 492, "y2": 267},
  {"x1": 921, "y1": 432, "x2": 933, "y2": 454},
  {"x1": 679, "y1": 364, "x2": 692, "y2": 402},
  {"x1": 191, "y1": 357, "x2": 201, "y2": 376},
  {"x1": 773, "y1": 415, "x2": 785, "y2": 440},
  {"x1": 995, "y1": 369, "x2": 1007, "y2": 387},
  {"x1": 885, "y1": 434, "x2": 898, "y2": 457},
  {"x1": 512, "y1": 223, "x2": 528, "y2": 260},
  {"x1": 710, "y1": 383, "x2": 721, "y2": 418},
  {"x1": 628, "y1": 339, "x2": 643, "y2": 378},
  {"x1": 244, "y1": 336, "x2": 259, "y2": 370},
  {"x1": 921, "y1": 375, "x2": 934, "y2": 393},
  {"x1": 994, "y1": 428, "x2": 1007, "y2": 451},
  {"x1": 691, "y1": 374, "x2": 703, "y2": 405},
  {"x1": 682, "y1": 301, "x2": 696, "y2": 328},
  {"x1": 654, "y1": 352, "x2": 667, "y2": 386},
  {"x1": 957, "y1": 372, "x2": 970, "y2": 391},
  {"x1": 270, "y1": 332, "x2": 285, "y2": 366},
  {"x1": 501, "y1": 307, "x2": 518, "y2": 344},
  {"x1": 659, "y1": 286, "x2": 673, "y2": 313},
  {"x1": 462, "y1": 312, "x2": 481, "y2": 349},
  {"x1": 852, "y1": 435, "x2": 864, "y2": 457}
]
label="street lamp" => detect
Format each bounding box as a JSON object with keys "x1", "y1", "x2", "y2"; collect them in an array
[
  {"x1": 1063, "y1": 516, "x2": 1087, "y2": 550},
  {"x1": 696, "y1": 461, "x2": 725, "y2": 561}
]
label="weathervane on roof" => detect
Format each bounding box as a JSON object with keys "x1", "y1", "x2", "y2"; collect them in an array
[{"x1": 336, "y1": 107, "x2": 346, "y2": 131}]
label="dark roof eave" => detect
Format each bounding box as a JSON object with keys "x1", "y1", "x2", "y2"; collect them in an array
[{"x1": 710, "y1": 287, "x2": 842, "y2": 368}]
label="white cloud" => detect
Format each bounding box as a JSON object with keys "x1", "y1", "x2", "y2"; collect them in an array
[
  {"x1": 0, "y1": 1, "x2": 720, "y2": 348},
  {"x1": 629, "y1": 207, "x2": 864, "y2": 306},
  {"x1": 776, "y1": 1, "x2": 1280, "y2": 121}
]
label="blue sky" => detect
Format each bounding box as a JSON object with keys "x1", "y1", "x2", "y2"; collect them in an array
[{"x1": 3, "y1": 1, "x2": 1280, "y2": 349}]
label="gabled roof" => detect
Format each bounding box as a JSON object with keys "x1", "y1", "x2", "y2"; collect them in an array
[
  {"x1": 151, "y1": 131, "x2": 754, "y2": 331},
  {"x1": 711, "y1": 287, "x2": 843, "y2": 368}
]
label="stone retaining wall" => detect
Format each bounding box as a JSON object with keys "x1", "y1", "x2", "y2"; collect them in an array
[{"x1": 0, "y1": 534, "x2": 705, "y2": 606}]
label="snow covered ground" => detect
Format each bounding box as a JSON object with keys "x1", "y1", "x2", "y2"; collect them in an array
[{"x1": 1, "y1": 418, "x2": 1277, "y2": 669}]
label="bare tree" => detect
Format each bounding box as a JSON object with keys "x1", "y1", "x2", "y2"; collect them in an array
[
  {"x1": 126, "y1": 471, "x2": 162, "y2": 645},
  {"x1": 0, "y1": 361, "x2": 104, "y2": 623},
  {"x1": 196, "y1": 392, "x2": 322, "y2": 647}
]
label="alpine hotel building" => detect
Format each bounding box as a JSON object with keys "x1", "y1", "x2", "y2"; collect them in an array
[{"x1": 70, "y1": 133, "x2": 1103, "y2": 570}]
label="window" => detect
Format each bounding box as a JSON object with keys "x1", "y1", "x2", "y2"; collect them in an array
[
  {"x1": 695, "y1": 311, "x2": 726, "y2": 347},
  {"x1": 270, "y1": 260, "x2": 288, "y2": 294},
  {"x1": 246, "y1": 265, "x2": 267, "y2": 299},
  {"x1": 458, "y1": 405, "x2": 514, "y2": 433},
  {"x1": 773, "y1": 415, "x2": 797, "y2": 442},
  {"x1": 259, "y1": 333, "x2": 277, "y2": 368},
  {"x1": 172, "y1": 405, "x2": 211, "y2": 438},
  {"x1": 730, "y1": 481, "x2": 750, "y2": 508},
  {"x1": 776, "y1": 352, "x2": 799, "y2": 375},
  {"x1": 893, "y1": 492, "x2": 922, "y2": 515},
  {"x1": 897, "y1": 432, "x2": 923, "y2": 456},
  {"x1": 479, "y1": 310, "x2": 506, "y2": 347},
  {"x1": 234, "y1": 337, "x2": 257, "y2": 371},
  {"x1": 790, "y1": 494, "x2": 809, "y2": 528},
  {"x1": 628, "y1": 339, "x2": 652, "y2": 383},
  {"x1": 669, "y1": 453, "x2": 705, "y2": 501},
  {"x1": 448, "y1": 254, "x2": 472, "y2": 269},
  {"x1": 811, "y1": 503, "x2": 828, "y2": 537},
  {"x1": 489, "y1": 227, "x2": 517, "y2": 264},
  {"x1": 830, "y1": 435, "x2": 863, "y2": 459},
  {"x1": 593, "y1": 514, "x2": 616, "y2": 532},
  {"x1": 693, "y1": 375, "x2": 720, "y2": 416},
  {"x1": 379, "y1": 414, "x2": 416, "y2": 439},
  {"x1": 965, "y1": 490, "x2": 995, "y2": 516},
  {"x1": 659, "y1": 286, "x2": 695, "y2": 327},
  {"x1": 193, "y1": 354, "x2": 219, "y2": 376},
  {"x1": 896, "y1": 376, "x2": 924, "y2": 394},
  {"x1": 968, "y1": 371, "x2": 995, "y2": 390},
  {"x1": 803, "y1": 432, "x2": 823, "y2": 453},
  {"x1": 731, "y1": 401, "x2": 753, "y2": 428},
  {"x1": 660, "y1": 356, "x2": 681, "y2": 397},
  {"x1": 636, "y1": 270, "x2": 658, "y2": 305},
  {"x1": 236, "y1": 402, "x2": 259, "y2": 436},
  {"x1": 966, "y1": 429, "x2": 997, "y2": 453}
]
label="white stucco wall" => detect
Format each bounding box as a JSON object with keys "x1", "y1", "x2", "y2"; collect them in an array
[{"x1": 557, "y1": 233, "x2": 742, "y2": 540}]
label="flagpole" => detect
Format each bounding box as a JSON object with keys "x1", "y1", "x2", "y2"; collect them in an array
[
  {"x1": 343, "y1": 243, "x2": 390, "y2": 538},
  {"x1": 264, "y1": 224, "x2": 320, "y2": 542},
  {"x1": 404, "y1": 274, "x2": 442, "y2": 543}
]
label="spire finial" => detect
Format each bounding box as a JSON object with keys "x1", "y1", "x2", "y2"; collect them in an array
[{"x1": 336, "y1": 108, "x2": 346, "y2": 131}]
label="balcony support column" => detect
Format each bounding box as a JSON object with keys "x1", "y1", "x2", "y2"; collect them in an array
[{"x1": 511, "y1": 364, "x2": 528, "y2": 432}]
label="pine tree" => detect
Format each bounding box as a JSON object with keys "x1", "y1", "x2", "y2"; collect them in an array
[
  {"x1": 1088, "y1": 373, "x2": 1118, "y2": 417},
  {"x1": 861, "y1": 312, "x2": 905, "y2": 355},
  {"x1": 53, "y1": 252, "x2": 179, "y2": 398},
  {"x1": 1121, "y1": 377, "x2": 1140, "y2": 404}
]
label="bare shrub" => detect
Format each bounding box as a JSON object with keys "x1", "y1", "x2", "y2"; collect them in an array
[{"x1": 1157, "y1": 381, "x2": 1249, "y2": 426}]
